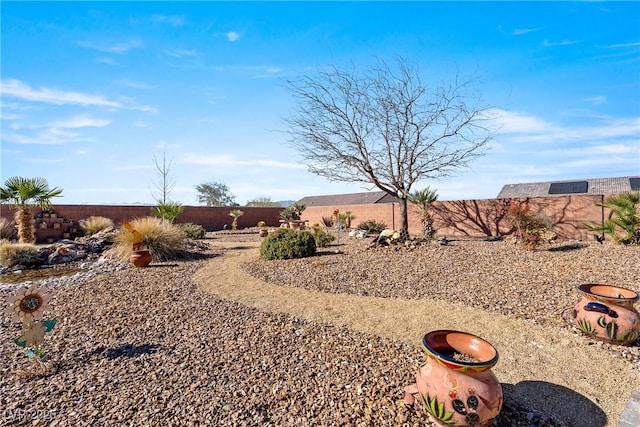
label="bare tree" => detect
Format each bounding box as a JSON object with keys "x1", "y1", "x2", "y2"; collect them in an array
[
  {"x1": 283, "y1": 57, "x2": 493, "y2": 233},
  {"x1": 150, "y1": 149, "x2": 183, "y2": 223}
]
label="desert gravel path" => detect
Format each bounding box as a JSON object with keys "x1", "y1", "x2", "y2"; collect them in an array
[{"x1": 195, "y1": 241, "x2": 640, "y2": 427}]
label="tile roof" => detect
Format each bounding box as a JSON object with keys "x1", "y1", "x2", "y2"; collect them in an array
[
  {"x1": 497, "y1": 176, "x2": 640, "y2": 199},
  {"x1": 297, "y1": 191, "x2": 395, "y2": 206}
]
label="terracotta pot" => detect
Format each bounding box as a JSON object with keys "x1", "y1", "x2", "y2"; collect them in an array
[
  {"x1": 572, "y1": 284, "x2": 640, "y2": 346},
  {"x1": 259, "y1": 229, "x2": 269, "y2": 237},
  {"x1": 407, "y1": 330, "x2": 502, "y2": 427},
  {"x1": 130, "y1": 249, "x2": 152, "y2": 267}
]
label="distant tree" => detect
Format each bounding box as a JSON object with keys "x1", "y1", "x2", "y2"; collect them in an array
[
  {"x1": 0, "y1": 177, "x2": 63, "y2": 243},
  {"x1": 283, "y1": 56, "x2": 493, "y2": 235},
  {"x1": 195, "y1": 181, "x2": 236, "y2": 206},
  {"x1": 150, "y1": 149, "x2": 183, "y2": 223},
  {"x1": 246, "y1": 196, "x2": 280, "y2": 207}
]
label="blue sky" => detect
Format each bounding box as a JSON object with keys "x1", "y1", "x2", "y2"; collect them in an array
[{"x1": 1, "y1": 1, "x2": 639, "y2": 205}]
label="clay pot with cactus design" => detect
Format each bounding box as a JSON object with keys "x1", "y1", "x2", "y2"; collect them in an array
[
  {"x1": 404, "y1": 330, "x2": 502, "y2": 427},
  {"x1": 572, "y1": 284, "x2": 640, "y2": 346}
]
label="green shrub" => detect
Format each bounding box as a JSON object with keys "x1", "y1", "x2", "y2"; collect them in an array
[
  {"x1": 113, "y1": 216, "x2": 185, "y2": 262},
  {"x1": 176, "y1": 222, "x2": 207, "y2": 239},
  {"x1": 79, "y1": 216, "x2": 114, "y2": 235},
  {"x1": 0, "y1": 218, "x2": 17, "y2": 240},
  {"x1": 357, "y1": 219, "x2": 388, "y2": 234},
  {"x1": 260, "y1": 228, "x2": 316, "y2": 260},
  {"x1": 257, "y1": 220, "x2": 267, "y2": 228},
  {"x1": 313, "y1": 228, "x2": 336, "y2": 248},
  {"x1": 0, "y1": 240, "x2": 39, "y2": 267}
]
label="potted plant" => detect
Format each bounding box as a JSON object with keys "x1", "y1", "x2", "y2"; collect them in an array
[{"x1": 257, "y1": 221, "x2": 268, "y2": 237}]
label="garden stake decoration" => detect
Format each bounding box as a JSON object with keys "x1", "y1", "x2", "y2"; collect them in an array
[
  {"x1": 332, "y1": 209, "x2": 342, "y2": 252},
  {"x1": 122, "y1": 220, "x2": 152, "y2": 267},
  {"x1": 6, "y1": 284, "x2": 57, "y2": 371}
]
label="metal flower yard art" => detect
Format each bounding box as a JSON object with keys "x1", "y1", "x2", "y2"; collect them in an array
[{"x1": 6, "y1": 284, "x2": 57, "y2": 370}]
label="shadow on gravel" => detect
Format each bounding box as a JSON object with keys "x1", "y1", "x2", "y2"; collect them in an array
[
  {"x1": 93, "y1": 343, "x2": 163, "y2": 360},
  {"x1": 547, "y1": 243, "x2": 586, "y2": 252},
  {"x1": 502, "y1": 380, "x2": 607, "y2": 427}
]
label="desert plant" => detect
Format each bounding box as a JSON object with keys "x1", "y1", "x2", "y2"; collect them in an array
[
  {"x1": 279, "y1": 203, "x2": 306, "y2": 221},
  {"x1": 0, "y1": 218, "x2": 17, "y2": 240},
  {"x1": 229, "y1": 209, "x2": 244, "y2": 230},
  {"x1": 151, "y1": 201, "x2": 184, "y2": 223},
  {"x1": 585, "y1": 191, "x2": 640, "y2": 245},
  {"x1": 257, "y1": 220, "x2": 267, "y2": 228},
  {"x1": 260, "y1": 228, "x2": 316, "y2": 260},
  {"x1": 339, "y1": 211, "x2": 356, "y2": 229},
  {"x1": 0, "y1": 177, "x2": 63, "y2": 243},
  {"x1": 112, "y1": 217, "x2": 185, "y2": 262},
  {"x1": 357, "y1": 219, "x2": 388, "y2": 234},
  {"x1": 175, "y1": 223, "x2": 206, "y2": 239},
  {"x1": 408, "y1": 186, "x2": 438, "y2": 239},
  {"x1": 79, "y1": 216, "x2": 114, "y2": 236},
  {"x1": 506, "y1": 201, "x2": 551, "y2": 250},
  {"x1": 313, "y1": 228, "x2": 336, "y2": 248},
  {"x1": 0, "y1": 241, "x2": 40, "y2": 267}
]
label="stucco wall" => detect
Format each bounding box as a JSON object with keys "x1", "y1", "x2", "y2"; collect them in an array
[
  {"x1": 1, "y1": 195, "x2": 611, "y2": 241},
  {"x1": 300, "y1": 194, "x2": 609, "y2": 240},
  {"x1": 0, "y1": 204, "x2": 283, "y2": 232}
]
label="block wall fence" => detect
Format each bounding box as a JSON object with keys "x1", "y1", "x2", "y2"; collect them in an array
[
  {"x1": 0, "y1": 205, "x2": 283, "y2": 232},
  {"x1": 299, "y1": 194, "x2": 609, "y2": 241},
  {"x1": 1, "y1": 194, "x2": 610, "y2": 240}
]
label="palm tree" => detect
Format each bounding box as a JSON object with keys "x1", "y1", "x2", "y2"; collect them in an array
[
  {"x1": 0, "y1": 177, "x2": 63, "y2": 243},
  {"x1": 585, "y1": 191, "x2": 640, "y2": 245},
  {"x1": 228, "y1": 209, "x2": 244, "y2": 230},
  {"x1": 408, "y1": 186, "x2": 439, "y2": 239}
]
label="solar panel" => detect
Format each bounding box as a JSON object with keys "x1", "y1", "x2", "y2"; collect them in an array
[
  {"x1": 548, "y1": 181, "x2": 588, "y2": 195},
  {"x1": 630, "y1": 178, "x2": 640, "y2": 191}
]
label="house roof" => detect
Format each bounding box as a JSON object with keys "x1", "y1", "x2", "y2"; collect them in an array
[
  {"x1": 297, "y1": 191, "x2": 396, "y2": 207},
  {"x1": 496, "y1": 176, "x2": 640, "y2": 199}
]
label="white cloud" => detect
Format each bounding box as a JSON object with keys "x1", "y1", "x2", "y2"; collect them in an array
[
  {"x1": 118, "y1": 79, "x2": 155, "y2": 90},
  {"x1": 48, "y1": 114, "x2": 110, "y2": 129},
  {"x1": 1, "y1": 79, "x2": 121, "y2": 107},
  {"x1": 584, "y1": 96, "x2": 606, "y2": 106},
  {"x1": 151, "y1": 15, "x2": 185, "y2": 26},
  {"x1": 95, "y1": 57, "x2": 119, "y2": 66},
  {"x1": 0, "y1": 79, "x2": 156, "y2": 113},
  {"x1": 512, "y1": 27, "x2": 543, "y2": 35},
  {"x1": 76, "y1": 39, "x2": 142, "y2": 54},
  {"x1": 164, "y1": 49, "x2": 198, "y2": 58},
  {"x1": 543, "y1": 39, "x2": 581, "y2": 47},
  {"x1": 181, "y1": 153, "x2": 304, "y2": 169},
  {"x1": 226, "y1": 31, "x2": 240, "y2": 42}
]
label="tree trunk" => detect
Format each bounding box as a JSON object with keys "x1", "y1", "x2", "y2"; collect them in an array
[
  {"x1": 399, "y1": 197, "x2": 409, "y2": 233},
  {"x1": 15, "y1": 207, "x2": 35, "y2": 243}
]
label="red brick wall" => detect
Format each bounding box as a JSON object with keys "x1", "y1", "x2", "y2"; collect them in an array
[{"x1": 0, "y1": 204, "x2": 283, "y2": 232}]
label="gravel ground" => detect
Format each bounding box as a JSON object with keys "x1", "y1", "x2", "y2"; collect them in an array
[
  {"x1": 244, "y1": 236, "x2": 640, "y2": 363},
  {"x1": 0, "y1": 232, "x2": 637, "y2": 426}
]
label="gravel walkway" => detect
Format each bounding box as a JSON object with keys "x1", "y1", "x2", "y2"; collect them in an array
[{"x1": 1, "y1": 233, "x2": 638, "y2": 426}]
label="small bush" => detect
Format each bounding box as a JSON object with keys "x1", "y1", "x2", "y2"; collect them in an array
[
  {"x1": 0, "y1": 218, "x2": 17, "y2": 240},
  {"x1": 79, "y1": 216, "x2": 114, "y2": 235},
  {"x1": 260, "y1": 228, "x2": 316, "y2": 260},
  {"x1": 507, "y1": 201, "x2": 551, "y2": 250},
  {"x1": 113, "y1": 217, "x2": 185, "y2": 262},
  {"x1": 176, "y1": 223, "x2": 206, "y2": 239},
  {"x1": 313, "y1": 228, "x2": 336, "y2": 248},
  {"x1": 357, "y1": 219, "x2": 388, "y2": 234},
  {"x1": 0, "y1": 240, "x2": 39, "y2": 267},
  {"x1": 257, "y1": 221, "x2": 267, "y2": 228}
]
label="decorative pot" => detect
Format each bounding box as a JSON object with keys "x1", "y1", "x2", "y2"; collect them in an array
[
  {"x1": 130, "y1": 249, "x2": 152, "y2": 267},
  {"x1": 405, "y1": 330, "x2": 502, "y2": 427},
  {"x1": 289, "y1": 220, "x2": 304, "y2": 230},
  {"x1": 572, "y1": 284, "x2": 639, "y2": 346},
  {"x1": 259, "y1": 229, "x2": 269, "y2": 237}
]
